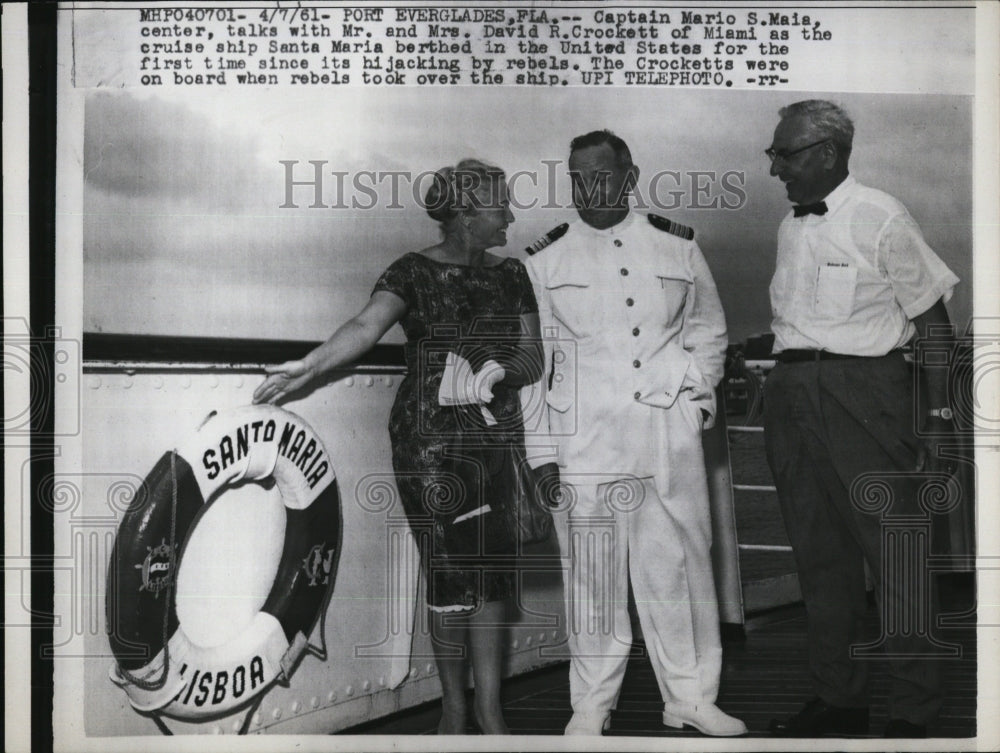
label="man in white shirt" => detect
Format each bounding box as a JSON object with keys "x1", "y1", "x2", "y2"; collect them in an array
[
  {"x1": 522, "y1": 130, "x2": 745, "y2": 737},
  {"x1": 763, "y1": 100, "x2": 959, "y2": 739}
]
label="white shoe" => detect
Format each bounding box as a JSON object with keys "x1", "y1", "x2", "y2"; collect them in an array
[
  {"x1": 564, "y1": 712, "x2": 611, "y2": 736},
  {"x1": 662, "y1": 702, "x2": 748, "y2": 737}
]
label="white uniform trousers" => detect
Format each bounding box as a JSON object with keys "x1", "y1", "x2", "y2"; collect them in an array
[{"x1": 554, "y1": 475, "x2": 722, "y2": 716}]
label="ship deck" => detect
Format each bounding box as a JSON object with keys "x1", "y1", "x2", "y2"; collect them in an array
[
  {"x1": 341, "y1": 392, "x2": 976, "y2": 740},
  {"x1": 342, "y1": 573, "x2": 976, "y2": 738}
]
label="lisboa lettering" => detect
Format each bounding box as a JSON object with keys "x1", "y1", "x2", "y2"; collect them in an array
[
  {"x1": 201, "y1": 419, "x2": 330, "y2": 489},
  {"x1": 173, "y1": 656, "x2": 267, "y2": 708}
]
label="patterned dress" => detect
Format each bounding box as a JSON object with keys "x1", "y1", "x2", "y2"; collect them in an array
[{"x1": 372, "y1": 252, "x2": 539, "y2": 610}]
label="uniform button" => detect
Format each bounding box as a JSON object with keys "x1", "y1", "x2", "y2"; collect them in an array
[
  {"x1": 613, "y1": 239, "x2": 623, "y2": 247},
  {"x1": 634, "y1": 391, "x2": 642, "y2": 400},
  {"x1": 633, "y1": 359, "x2": 641, "y2": 368},
  {"x1": 620, "y1": 267, "x2": 628, "y2": 276},
  {"x1": 632, "y1": 327, "x2": 640, "y2": 336},
  {"x1": 626, "y1": 298, "x2": 634, "y2": 306}
]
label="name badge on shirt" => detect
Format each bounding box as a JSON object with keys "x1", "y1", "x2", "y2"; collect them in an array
[{"x1": 814, "y1": 262, "x2": 857, "y2": 319}]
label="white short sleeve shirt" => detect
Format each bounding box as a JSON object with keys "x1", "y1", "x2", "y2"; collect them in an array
[{"x1": 769, "y1": 176, "x2": 959, "y2": 355}]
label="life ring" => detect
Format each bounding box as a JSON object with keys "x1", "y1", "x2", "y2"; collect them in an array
[{"x1": 106, "y1": 405, "x2": 341, "y2": 720}]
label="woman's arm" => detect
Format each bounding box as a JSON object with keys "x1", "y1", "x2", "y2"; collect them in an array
[
  {"x1": 471, "y1": 311, "x2": 544, "y2": 393},
  {"x1": 252, "y1": 291, "x2": 406, "y2": 404},
  {"x1": 498, "y1": 311, "x2": 544, "y2": 387}
]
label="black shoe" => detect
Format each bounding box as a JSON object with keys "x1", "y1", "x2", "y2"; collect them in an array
[
  {"x1": 769, "y1": 697, "x2": 870, "y2": 737},
  {"x1": 884, "y1": 719, "x2": 927, "y2": 738}
]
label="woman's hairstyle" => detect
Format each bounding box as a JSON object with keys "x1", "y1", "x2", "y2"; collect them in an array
[{"x1": 423, "y1": 159, "x2": 506, "y2": 226}]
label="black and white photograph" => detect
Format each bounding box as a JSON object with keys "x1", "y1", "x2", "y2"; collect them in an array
[{"x1": 4, "y1": 2, "x2": 999, "y2": 751}]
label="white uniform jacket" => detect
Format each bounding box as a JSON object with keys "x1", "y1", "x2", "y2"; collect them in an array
[{"x1": 521, "y1": 211, "x2": 728, "y2": 492}]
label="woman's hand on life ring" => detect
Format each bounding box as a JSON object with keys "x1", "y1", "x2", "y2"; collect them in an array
[{"x1": 253, "y1": 359, "x2": 312, "y2": 404}]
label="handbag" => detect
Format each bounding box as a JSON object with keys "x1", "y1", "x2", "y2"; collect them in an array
[
  {"x1": 509, "y1": 441, "x2": 554, "y2": 546},
  {"x1": 442, "y1": 409, "x2": 553, "y2": 550}
]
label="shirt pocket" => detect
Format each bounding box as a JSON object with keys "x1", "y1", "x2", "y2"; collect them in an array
[
  {"x1": 813, "y1": 263, "x2": 858, "y2": 320},
  {"x1": 546, "y1": 282, "x2": 593, "y2": 338}
]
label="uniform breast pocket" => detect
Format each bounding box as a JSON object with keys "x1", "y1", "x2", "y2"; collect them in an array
[
  {"x1": 547, "y1": 283, "x2": 594, "y2": 337},
  {"x1": 654, "y1": 274, "x2": 692, "y2": 319},
  {"x1": 813, "y1": 264, "x2": 858, "y2": 319}
]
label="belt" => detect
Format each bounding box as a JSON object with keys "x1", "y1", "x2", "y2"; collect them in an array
[{"x1": 774, "y1": 349, "x2": 903, "y2": 363}]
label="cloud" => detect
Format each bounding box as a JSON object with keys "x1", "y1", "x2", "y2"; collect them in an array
[
  {"x1": 82, "y1": 88, "x2": 973, "y2": 341},
  {"x1": 83, "y1": 92, "x2": 265, "y2": 209}
]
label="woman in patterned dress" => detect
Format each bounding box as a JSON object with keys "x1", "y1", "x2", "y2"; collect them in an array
[{"x1": 253, "y1": 159, "x2": 543, "y2": 734}]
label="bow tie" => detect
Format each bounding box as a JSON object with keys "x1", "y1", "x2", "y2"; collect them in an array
[{"x1": 793, "y1": 202, "x2": 828, "y2": 217}]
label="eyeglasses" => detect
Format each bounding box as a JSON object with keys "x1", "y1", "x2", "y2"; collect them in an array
[{"x1": 764, "y1": 138, "x2": 830, "y2": 163}]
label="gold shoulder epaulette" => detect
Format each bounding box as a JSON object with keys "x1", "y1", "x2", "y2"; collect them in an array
[
  {"x1": 525, "y1": 223, "x2": 569, "y2": 255},
  {"x1": 648, "y1": 213, "x2": 694, "y2": 241}
]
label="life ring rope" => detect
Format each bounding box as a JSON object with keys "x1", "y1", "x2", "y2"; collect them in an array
[{"x1": 114, "y1": 450, "x2": 180, "y2": 693}]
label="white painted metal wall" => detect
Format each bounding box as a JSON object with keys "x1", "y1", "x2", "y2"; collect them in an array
[
  {"x1": 72, "y1": 362, "x2": 742, "y2": 736},
  {"x1": 76, "y1": 365, "x2": 566, "y2": 736}
]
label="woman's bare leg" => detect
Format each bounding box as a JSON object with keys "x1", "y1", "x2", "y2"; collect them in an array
[
  {"x1": 468, "y1": 600, "x2": 509, "y2": 735},
  {"x1": 431, "y1": 610, "x2": 469, "y2": 734}
]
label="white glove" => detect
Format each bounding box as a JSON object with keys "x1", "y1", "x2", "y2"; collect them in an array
[
  {"x1": 438, "y1": 353, "x2": 506, "y2": 406},
  {"x1": 439, "y1": 353, "x2": 505, "y2": 425},
  {"x1": 472, "y1": 358, "x2": 506, "y2": 403}
]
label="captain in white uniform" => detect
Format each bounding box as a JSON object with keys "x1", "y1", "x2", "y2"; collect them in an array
[{"x1": 521, "y1": 130, "x2": 746, "y2": 737}]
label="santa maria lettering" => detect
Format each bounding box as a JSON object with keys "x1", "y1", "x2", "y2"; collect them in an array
[{"x1": 201, "y1": 418, "x2": 330, "y2": 489}]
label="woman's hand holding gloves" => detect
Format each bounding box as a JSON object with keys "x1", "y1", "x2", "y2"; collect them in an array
[{"x1": 438, "y1": 352, "x2": 506, "y2": 424}]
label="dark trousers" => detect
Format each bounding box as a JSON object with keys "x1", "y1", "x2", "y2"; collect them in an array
[{"x1": 763, "y1": 353, "x2": 943, "y2": 724}]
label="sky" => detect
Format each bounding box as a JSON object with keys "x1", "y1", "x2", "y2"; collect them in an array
[{"x1": 82, "y1": 87, "x2": 974, "y2": 343}]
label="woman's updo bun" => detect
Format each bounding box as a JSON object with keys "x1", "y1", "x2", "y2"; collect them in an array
[
  {"x1": 423, "y1": 159, "x2": 506, "y2": 227},
  {"x1": 424, "y1": 167, "x2": 458, "y2": 223}
]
